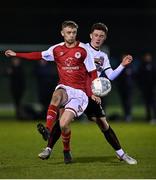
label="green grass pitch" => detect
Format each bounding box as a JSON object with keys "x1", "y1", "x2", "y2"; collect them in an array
[{"x1": 0, "y1": 119, "x2": 156, "y2": 179}]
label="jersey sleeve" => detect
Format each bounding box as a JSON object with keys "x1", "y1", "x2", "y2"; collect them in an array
[
  {"x1": 103, "y1": 54, "x2": 111, "y2": 71},
  {"x1": 105, "y1": 64, "x2": 125, "y2": 80},
  {"x1": 84, "y1": 49, "x2": 96, "y2": 72},
  {"x1": 41, "y1": 46, "x2": 55, "y2": 61},
  {"x1": 16, "y1": 52, "x2": 42, "y2": 60}
]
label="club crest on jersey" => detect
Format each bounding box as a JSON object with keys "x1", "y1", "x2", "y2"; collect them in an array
[
  {"x1": 75, "y1": 52, "x2": 81, "y2": 59},
  {"x1": 94, "y1": 56, "x2": 104, "y2": 65},
  {"x1": 94, "y1": 56, "x2": 104, "y2": 72}
]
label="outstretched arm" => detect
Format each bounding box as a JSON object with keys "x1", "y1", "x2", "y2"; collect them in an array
[
  {"x1": 105, "y1": 55, "x2": 133, "y2": 81},
  {"x1": 5, "y1": 50, "x2": 42, "y2": 60}
]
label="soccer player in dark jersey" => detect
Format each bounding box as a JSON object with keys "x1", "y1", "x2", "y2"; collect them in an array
[
  {"x1": 37, "y1": 22, "x2": 137, "y2": 165},
  {"x1": 5, "y1": 20, "x2": 100, "y2": 164}
]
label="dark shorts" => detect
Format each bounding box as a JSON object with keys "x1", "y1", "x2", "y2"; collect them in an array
[{"x1": 84, "y1": 97, "x2": 106, "y2": 118}]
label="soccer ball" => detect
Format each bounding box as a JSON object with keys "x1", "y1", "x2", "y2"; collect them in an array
[{"x1": 91, "y1": 77, "x2": 112, "y2": 97}]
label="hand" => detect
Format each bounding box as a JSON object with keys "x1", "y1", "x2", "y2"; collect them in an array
[
  {"x1": 121, "y1": 55, "x2": 133, "y2": 67},
  {"x1": 91, "y1": 94, "x2": 101, "y2": 104},
  {"x1": 5, "y1": 50, "x2": 16, "y2": 57}
]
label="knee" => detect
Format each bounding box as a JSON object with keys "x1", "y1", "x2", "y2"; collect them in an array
[
  {"x1": 96, "y1": 117, "x2": 109, "y2": 131},
  {"x1": 51, "y1": 93, "x2": 62, "y2": 106},
  {"x1": 60, "y1": 120, "x2": 69, "y2": 132}
]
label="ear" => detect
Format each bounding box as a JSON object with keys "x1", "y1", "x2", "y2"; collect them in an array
[
  {"x1": 61, "y1": 30, "x2": 64, "y2": 37},
  {"x1": 90, "y1": 33, "x2": 92, "y2": 39}
]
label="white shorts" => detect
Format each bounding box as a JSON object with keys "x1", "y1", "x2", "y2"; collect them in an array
[{"x1": 55, "y1": 84, "x2": 88, "y2": 117}]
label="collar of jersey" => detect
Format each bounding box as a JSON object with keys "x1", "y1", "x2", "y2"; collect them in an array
[{"x1": 89, "y1": 43, "x2": 100, "y2": 51}]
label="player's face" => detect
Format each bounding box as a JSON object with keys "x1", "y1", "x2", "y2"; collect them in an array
[
  {"x1": 90, "y1": 30, "x2": 106, "y2": 49},
  {"x1": 61, "y1": 27, "x2": 77, "y2": 45}
]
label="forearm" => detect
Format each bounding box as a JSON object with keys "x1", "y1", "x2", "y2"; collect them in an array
[
  {"x1": 105, "y1": 64, "x2": 124, "y2": 80},
  {"x1": 16, "y1": 52, "x2": 42, "y2": 60},
  {"x1": 89, "y1": 69, "x2": 98, "y2": 82},
  {"x1": 86, "y1": 70, "x2": 98, "y2": 97}
]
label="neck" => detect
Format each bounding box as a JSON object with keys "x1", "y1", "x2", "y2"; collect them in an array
[
  {"x1": 90, "y1": 42, "x2": 100, "y2": 51},
  {"x1": 65, "y1": 41, "x2": 77, "y2": 48}
]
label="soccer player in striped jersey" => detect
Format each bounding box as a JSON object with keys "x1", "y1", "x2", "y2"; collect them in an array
[{"x1": 37, "y1": 22, "x2": 137, "y2": 165}]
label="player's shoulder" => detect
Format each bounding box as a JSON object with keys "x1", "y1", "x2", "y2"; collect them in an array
[
  {"x1": 48, "y1": 42, "x2": 64, "y2": 49},
  {"x1": 85, "y1": 43, "x2": 108, "y2": 57},
  {"x1": 77, "y1": 42, "x2": 91, "y2": 54},
  {"x1": 79, "y1": 42, "x2": 87, "y2": 49},
  {"x1": 100, "y1": 50, "x2": 108, "y2": 58}
]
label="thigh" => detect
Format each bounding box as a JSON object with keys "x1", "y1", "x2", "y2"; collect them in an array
[
  {"x1": 51, "y1": 88, "x2": 68, "y2": 106},
  {"x1": 85, "y1": 98, "x2": 106, "y2": 118},
  {"x1": 59, "y1": 110, "x2": 75, "y2": 127},
  {"x1": 56, "y1": 84, "x2": 88, "y2": 117},
  {"x1": 65, "y1": 97, "x2": 88, "y2": 117}
]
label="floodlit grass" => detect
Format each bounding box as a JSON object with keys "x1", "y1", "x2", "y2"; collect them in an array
[{"x1": 0, "y1": 118, "x2": 156, "y2": 179}]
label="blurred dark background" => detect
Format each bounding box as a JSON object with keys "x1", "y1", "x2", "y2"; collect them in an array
[{"x1": 0, "y1": 7, "x2": 156, "y2": 56}]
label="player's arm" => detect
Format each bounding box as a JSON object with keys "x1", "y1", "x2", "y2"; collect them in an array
[
  {"x1": 88, "y1": 70, "x2": 101, "y2": 104},
  {"x1": 84, "y1": 49, "x2": 101, "y2": 104},
  {"x1": 104, "y1": 55, "x2": 133, "y2": 81},
  {"x1": 5, "y1": 50, "x2": 42, "y2": 60},
  {"x1": 105, "y1": 65, "x2": 124, "y2": 81}
]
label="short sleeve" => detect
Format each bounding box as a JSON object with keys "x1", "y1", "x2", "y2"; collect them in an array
[
  {"x1": 84, "y1": 48, "x2": 96, "y2": 72},
  {"x1": 41, "y1": 46, "x2": 55, "y2": 61}
]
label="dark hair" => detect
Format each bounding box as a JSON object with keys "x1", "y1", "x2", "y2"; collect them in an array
[
  {"x1": 90, "y1": 22, "x2": 108, "y2": 35},
  {"x1": 62, "y1": 20, "x2": 78, "y2": 29}
]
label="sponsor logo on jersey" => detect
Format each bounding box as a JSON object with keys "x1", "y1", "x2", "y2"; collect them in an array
[
  {"x1": 62, "y1": 57, "x2": 80, "y2": 72},
  {"x1": 65, "y1": 58, "x2": 73, "y2": 66}
]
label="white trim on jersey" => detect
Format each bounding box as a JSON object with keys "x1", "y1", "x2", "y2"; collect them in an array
[
  {"x1": 41, "y1": 42, "x2": 64, "y2": 61},
  {"x1": 79, "y1": 42, "x2": 96, "y2": 72}
]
